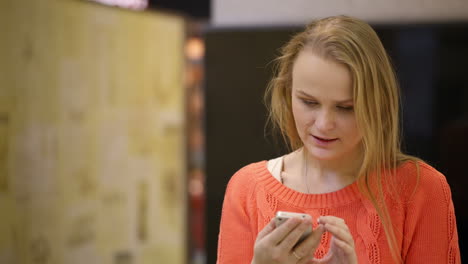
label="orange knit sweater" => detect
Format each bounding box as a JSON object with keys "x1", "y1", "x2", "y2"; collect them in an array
[{"x1": 217, "y1": 160, "x2": 460, "y2": 263}]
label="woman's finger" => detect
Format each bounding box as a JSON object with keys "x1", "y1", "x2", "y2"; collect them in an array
[
  {"x1": 293, "y1": 224, "x2": 325, "y2": 259},
  {"x1": 331, "y1": 237, "x2": 357, "y2": 257},
  {"x1": 276, "y1": 219, "x2": 312, "y2": 250},
  {"x1": 267, "y1": 217, "x2": 303, "y2": 245},
  {"x1": 296, "y1": 252, "x2": 314, "y2": 264},
  {"x1": 317, "y1": 215, "x2": 345, "y2": 226},
  {"x1": 323, "y1": 223, "x2": 354, "y2": 246},
  {"x1": 256, "y1": 217, "x2": 277, "y2": 242},
  {"x1": 318, "y1": 216, "x2": 353, "y2": 243}
]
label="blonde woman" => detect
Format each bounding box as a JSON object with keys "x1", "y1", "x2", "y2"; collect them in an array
[{"x1": 216, "y1": 16, "x2": 460, "y2": 264}]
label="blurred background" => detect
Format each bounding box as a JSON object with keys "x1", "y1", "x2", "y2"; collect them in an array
[{"x1": 0, "y1": 0, "x2": 466, "y2": 263}]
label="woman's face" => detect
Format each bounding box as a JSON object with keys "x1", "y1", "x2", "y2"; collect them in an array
[{"x1": 291, "y1": 49, "x2": 363, "y2": 161}]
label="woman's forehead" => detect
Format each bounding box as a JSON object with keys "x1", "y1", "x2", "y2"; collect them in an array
[{"x1": 292, "y1": 49, "x2": 353, "y2": 99}]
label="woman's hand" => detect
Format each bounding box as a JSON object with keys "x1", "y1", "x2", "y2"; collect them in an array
[
  {"x1": 311, "y1": 216, "x2": 358, "y2": 264},
  {"x1": 252, "y1": 217, "x2": 325, "y2": 264}
]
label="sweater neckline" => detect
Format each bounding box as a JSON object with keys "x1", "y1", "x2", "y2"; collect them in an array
[{"x1": 255, "y1": 160, "x2": 363, "y2": 208}]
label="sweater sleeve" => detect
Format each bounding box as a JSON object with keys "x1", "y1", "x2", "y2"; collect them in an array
[
  {"x1": 217, "y1": 167, "x2": 256, "y2": 264},
  {"x1": 402, "y1": 163, "x2": 461, "y2": 263}
]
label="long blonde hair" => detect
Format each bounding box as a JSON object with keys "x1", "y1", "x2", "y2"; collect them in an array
[{"x1": 264, "y1": 15, "x2": 420, "y2": 262}]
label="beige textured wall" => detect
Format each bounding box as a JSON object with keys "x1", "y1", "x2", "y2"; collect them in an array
[{"x1": 0, "y1": 1, "x2": 186, "y2": 263}]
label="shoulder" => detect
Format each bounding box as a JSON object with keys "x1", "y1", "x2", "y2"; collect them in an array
[
  {"x1": 395, "y1": 161, "x2": 452, "y2": 205},
  {"x1": 397, "y1": 160, "x2": 444, "y2": 180},
  {"x1": 225, "y1": 160, "x2": 269, "y2": 194}
]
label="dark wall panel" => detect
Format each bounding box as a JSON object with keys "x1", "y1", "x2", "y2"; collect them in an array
[
  {"x1": 205, "y1": 28, "x2": 293, "y2": 264},
  {"x1": 148, "y1": 0, "x2": 210, "y2": 18}
]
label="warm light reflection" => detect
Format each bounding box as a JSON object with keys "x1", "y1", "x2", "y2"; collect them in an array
[
  {"x1": 189, "y1": 177, "x2": 204, "y2": 197},
  {"x1": 87, "y1": 0, "x2": 148, "y2": 10},
  {"x1": 185, "y1": 38, "x2": 205, "y2": 61}
]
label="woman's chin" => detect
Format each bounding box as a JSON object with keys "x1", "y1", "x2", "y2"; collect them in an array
[{"x1": 307, "y1": 147, "x2": 342, "y2": 161}]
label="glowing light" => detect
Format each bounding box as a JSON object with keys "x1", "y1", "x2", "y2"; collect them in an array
[
  {"x1": 185, "y1": 38, "x2": 205, "y2": 61},
  {"x1": 88, "y1": 0, "x2": 148, "y2": 10}
]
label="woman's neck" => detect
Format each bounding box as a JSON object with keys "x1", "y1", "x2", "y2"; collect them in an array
[
  {"x1": 283, "y1": 147, "x2": 363, "y2": 194},
  {"x1": 303, "y1": 147, "x2": 362, "y2": 184}
]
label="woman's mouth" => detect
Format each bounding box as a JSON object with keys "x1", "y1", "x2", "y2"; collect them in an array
[
  {"x1": 312, "y1": 135, "x2": 338, "y2": 146},
  {"x1": 314, "y1": 136, "x2": 337, "y2": 141}
]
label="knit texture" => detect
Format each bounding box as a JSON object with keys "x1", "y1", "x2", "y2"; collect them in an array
[{"x1": 217, "y1": 160, "x2": 460, "y2": 263}]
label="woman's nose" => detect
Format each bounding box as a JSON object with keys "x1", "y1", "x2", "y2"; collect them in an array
[{"x1": 315, "y1": 109, "x2": 335, "y2": 131}]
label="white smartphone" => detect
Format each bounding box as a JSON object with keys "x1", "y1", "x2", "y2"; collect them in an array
[{"x1": 274, "y1": 211, "x2": 312, "y2": 244}]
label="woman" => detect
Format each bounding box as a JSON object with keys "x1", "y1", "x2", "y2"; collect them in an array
[{"x1": 217, "y1": 16, "x2": 460, "y2": 264}]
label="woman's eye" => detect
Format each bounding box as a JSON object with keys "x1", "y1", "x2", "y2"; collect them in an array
[
  {"x1": 301, "y1": 99, "x2": 317, "y2": 106},
  {"x1": 338, "y1": 105, "x2": 354, "y2": 111}
]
